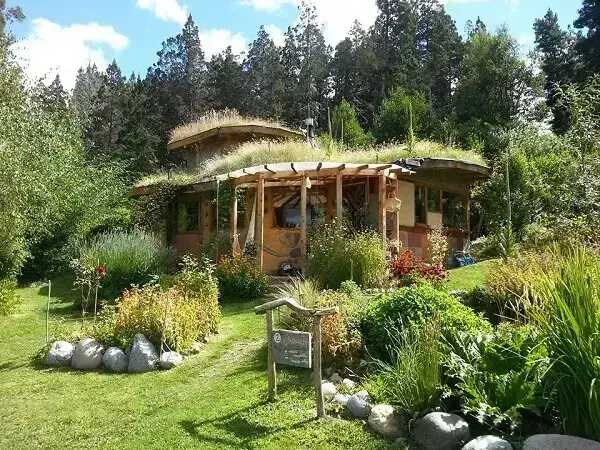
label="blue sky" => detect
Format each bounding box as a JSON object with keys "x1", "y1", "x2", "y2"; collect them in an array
[{"x1": 9, "y1": 0, "x2": 582, "y2": 90}]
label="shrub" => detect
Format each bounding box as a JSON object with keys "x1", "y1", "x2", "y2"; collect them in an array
[
  {"x1": 461, "y1": 286, "x2": 504, "y2": 325},
  {"x1": 390, "y1": 250, "x2": 448, "y2": 286},
  {"x1": 216, "y1": 254, "x2": 268, "y2": 299},
  {"x1": 308, "y1": 222, "x2": 387, "y2": 289},
  {"x1": 446, "y1": 324, "x2": 548, "y2": 432},
  {"x1": 366, "y1": 322, "x2": 442, "y2": 416},
  {"x1": 525, "y1": 245, "x2": 600, "y2": 439},
  {"x1": 0, "y1": 278, "x2": 19, "y2": 316},
  {"x1": 361, "y1": 284, "x2": 492, "y2": 361},
  {"x1": 75, "y1": 228, "x2": 176, "y2": 302},
  {"x1": 374, "y1": 88, "x2": 430, "y2": 143},
  {"x1": 427, "y1": 228, "x2": 448, "y2": 266}
]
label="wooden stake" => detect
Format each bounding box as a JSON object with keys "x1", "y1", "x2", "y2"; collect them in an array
[
  {"x1": 379, "y1": 173, "x2": 387, "y2": 249},
  {"x1": 266, "y1": 309, "x2": 276, "y2": 401},
  {"x1": 335, "y1": 173, "x2": 343, "y2": 227},
  {"x1": 256, "y1": 175, "x2": 265, "y2": 269},
  {"x1": 300, "y1": 176, "x2": 308, "y2": 262},
  {"x1": 392, "y1": 179, "x2": 400, "y2": 250},
  {"x1": 46, "y1": 280, "x2": 51, "y2": 344},
  {"x1": 231, "y1": 186, "x2": 239, "y2": 255},
  {"x1": 313, "y1": 315, "x2": 325, "y2": 418}
]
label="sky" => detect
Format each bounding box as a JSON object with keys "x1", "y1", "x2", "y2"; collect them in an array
[{"x1": 8, "y1": 0, "x2": 583, "y2": 91}]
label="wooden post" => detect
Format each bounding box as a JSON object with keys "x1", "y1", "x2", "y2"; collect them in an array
[
  {"x1": 231, "y1": 186, "x2": 239, "y2": 255},
  {"x1": 266, "y1": 309, "x2": 276, "y2": 401},
  {"x1": 378, "y1": 173, "x2": 387, "y2": 250},
  {"x1": 46, "y1": 280, "x2": 51, "y2": 344},
  {"x1": 256, "y1": 176, "x2": 265, "y2": 270},
  {"x1": 392, "y1": 179, "x2": 400, "y2": 250},
  {"x1": 313, "y1": 315, "x2": 325, "y2": 418},
  {"x1": 335, "y1": 173, "x2": 343, "y2": 228},
  {"x1": 300, "y1": 175, "x2": 308, "y2": 261}
]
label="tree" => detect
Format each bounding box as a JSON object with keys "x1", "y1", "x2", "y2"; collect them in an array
[
  {"x1": 0, "y1": 0, "x2": 23, "y2": 41},
  {"x1": 206, "y1": 46, "x2": 246, "y2": 112},
  {"x1": 331, "y1": 100, "x2": 374, "y2": 147},
  {"x1": 72, "y1": 63, "x2": 104, "y2": 152},
  {"x1": 37, "y1": 74, "x2": 68, "y2": 112},
  {"x1": 374, "y1": 87, "x2": 429, "y2": 143},
  {"x1": 574, "y1": 0, "x2": 600, "y2": 75},
  {"x1": 534, "y1": 9, "x2": 580, "y2": 133}
]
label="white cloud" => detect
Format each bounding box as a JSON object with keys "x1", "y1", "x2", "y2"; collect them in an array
[
  {"x1": 239, "y1": 0, "x2": 294, "y2": 11},
  {"x1": 265, "y1": 24, "x2": 285, "y2": 47},
  {"x1": 136, "y1": 0, "x2": 188, "y2": 25},
  {"x1": 200, "y1": 29, "x2": 248, "y2": 59},
  {"x1": 11, "y1": 18, "x2": 129, "y2": 90}
]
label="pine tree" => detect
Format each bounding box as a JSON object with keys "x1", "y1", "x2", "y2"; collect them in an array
[
  {"x1": 38, "y1": 74, "x2": 68, "y2": 112},
  {"x1": 574, "y1": 0, "x2": 600, "y2": 75},
  {"x1": 206, "y1": 46, "x2": 246, "y2": 112},
  {"x1": 71, "y1": 63, "x2": 103, "y2": 154}
]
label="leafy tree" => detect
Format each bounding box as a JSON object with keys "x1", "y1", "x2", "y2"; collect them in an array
[
  {"x1": 0, "y1": 0, "x2": 23, "y2": 40},
  {"x1": 374, "y1": 87, "x2": 429, "y2": 143},
  {"x1": 206, "y1": 46, "x2": 246, "y2": 112},
  {"x1": 331, "y1": 100, "x2": 374, "y2": 147},
  {"x1": 37, "y1": 74, "x2": 68, "y2": 112}
]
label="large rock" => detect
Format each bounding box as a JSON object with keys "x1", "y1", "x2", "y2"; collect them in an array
[
  {"x1": 462, "y1": 435, "x2": 513, "y2": 450},
  {"x1": 331, "y1": 393, "x2": 350, "y2": 406},
  {"x1": 523, "y1": 434, "x2": 600, "y2": 450},
  {"x1": 347, "y1": 390, "x2": 372, "y2": 419},
  {"x1": 329, "y1": 372, "x2": 343, "y2": 383},
  {"x1": 321, "y1": 381, "x2": 337, "y2": 397},
  {"x1": 46, "y1": 341, "x2": 75, "y2": 367},
  {"x1": 342, "y1": 378, "x2": 356, "y2": 389},
  {"x1": 103, "y1": 347, "x2": 128, "y2": 373},
  {"x1": 160, "y1": 351, "x2": 183, "y2": 369},
  {"x1": 128, "y1": 334, "x2": 159, "y2": 373},
  {"x1": 71, "y1": 338, "x2": 104, "y2": 370},
  {"x1": 414, "y1": 412, "x2": 470, "y2": 450},
  {"x1": 368, "y1": 404, "x2": 403, "y2": 438}
]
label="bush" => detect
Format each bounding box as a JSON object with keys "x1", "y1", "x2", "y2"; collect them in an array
[
  {"x1": 366, "y1": 322, "x2": 442, "y2": 416},
  {"x1": 374, "y1": 88, "x2": 429, "y2": 143},
  {"x1": 461, "y1": 286, "x2": 504, "y2": 325},
  {"x1": 361, "y1": 284, "x2": 492, "y2": 361},
  {"x1": 0, "y1": 278, "x2": 19, "y2": 316},
  {"x1": 75, "y1": 228, "x2": 176, "y2": 302},
  {"x1": 308, "y1": 222, "x2": 387, "y2": 289},
  {"x1": 389, "y1": 250, "x2": 448, "y2": 286},
  {"x1": 95, "y1": 256, "x2": 220, "y2": 352},
  {"x1": 216, "y1": 254, "x2": 268, "y2": 299}
]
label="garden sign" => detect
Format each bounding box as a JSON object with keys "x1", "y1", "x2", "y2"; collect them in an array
[{"x1": 254, "y1": 297, "x2": 338, "y2": 418}]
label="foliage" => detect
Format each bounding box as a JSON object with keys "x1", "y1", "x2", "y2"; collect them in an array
[
  {"x1": 374, "y1": 88, "x2": 429, "y2": 143},
  {"x1": 389, "y1": 250, "x2": 448, "y2": 286},
  {"x1": 0, "y1": 277, "x2": 18, "y2": 315},
  {"x1": 427, "y1": 228, "x2": 449, "y2": 266},
  {"x1": 331, "y1": 100, "x2": 375, "y2": 148},
  {"x1": 216, "y1": 254, "x2": 268, "y2": 299},
  {"x1": 75, "y1": 228, "x2": 177, "y2": 301},
  {"x1": 446, "y1": 323, "x2": 548, "y2": 432},
  {"x1": 524, "y1": 245, "x2": 600, "y2": 439},
  {"x1": 308, "y1": 222, "x2": 387, "y2": 289},
  {"x1": 70, "y1": 261, "x2": 107, "y2": 315},
  {"x1": 460, "y1": 286, "x2": 504, "y2": 325},
  {"x1": 361, "y1": 284, "x2": 492, "y2": 361},
  {"x1": 366, "y1": 322, "x2": 442, "y2": 416}
]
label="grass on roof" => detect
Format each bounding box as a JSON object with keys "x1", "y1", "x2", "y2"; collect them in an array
[
  {"x1": 135, "y1": 139, "x2": 487, "y2": 187},
  {"x1": 169, "y1": 109, "x2": 296, "y2": 144}
]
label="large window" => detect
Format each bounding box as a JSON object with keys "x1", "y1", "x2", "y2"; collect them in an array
[
  {"x1": 415, "y1": 186, "x2": 426, "y2": 224},
  {"x1": 442, "y1": 192, "x2": 467, "y2": 229},
  {"x1": 273, "y1": 189, "x2": 328, "y2": 228},
  {"x1": 176, "y1": 201, "x2": 199, "y2": 233},
  {"x1": 427, "y1": 188, "x2": 441, "y2": 212}
]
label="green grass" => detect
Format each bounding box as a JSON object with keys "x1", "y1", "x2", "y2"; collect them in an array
[
  {"x1": 0, "y1": 278, "x2": 399, "y2": 449},
  {"x1": 446, "y1": 259, "x2": 497, "y2": 291}
]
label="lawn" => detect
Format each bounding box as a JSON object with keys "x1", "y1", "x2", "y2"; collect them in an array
[
  {"x1": 0, "y1": 279, "x2": 398, "y2": 450},
  {"x1": 446, "y1": 259, "x2": 497, "y2": 291}
]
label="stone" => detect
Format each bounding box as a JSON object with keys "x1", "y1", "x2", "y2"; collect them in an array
[
  {"x1": 46, "y1": 341, "x2": 75, "y2": 367},
  {"x1": 71, "y1": 338, "x2": 104, "y2": 370},
  {"x1": 368, "y1": 404, "x2": 403, "y2": 438},
  {"x1": 102, "y1": 347, "x2": 128, "y2": 373},
  {"x1": 462, "y1": 435, "x2": 513, "y2": 450},
  {"x1": 128, "y1": 333, "x2": 159, "y2": 373},
  {"x1": 324, "y1": 366, "x2": 335, "y2": 378},
  {"x1": 331, "y1": 393, "x2": 350, "y2": 406},
  {"x1": 342, "y1": 378, "x2": 356, "y2": 389},
  {"x1": 347, "y1": 391, "x2": 372, "y2": 419},
  {"x1": 160, "y1": 351, "x2": 183, "y2": 369},
  {"x1": 414, "y1": 412, "x2": 470, "y2": 450},
  {"x1": 523, "y1": 434, "x2": 600, "y2": 450},
  {"x1": 321, "y1": 381, "x2": 337, "y2": 397},
  {"x1": 329, "y1": 372, "x2": 343, "y2": 383}
]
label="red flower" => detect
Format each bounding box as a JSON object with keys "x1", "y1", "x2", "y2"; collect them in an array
[{"x1": 96, "y1": 265, "x2": 107, "y2": 276}]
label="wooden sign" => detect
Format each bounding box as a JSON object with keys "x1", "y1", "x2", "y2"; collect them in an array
[{"x1": 272, "y1": 329, "x2": 311, "y2": 368}]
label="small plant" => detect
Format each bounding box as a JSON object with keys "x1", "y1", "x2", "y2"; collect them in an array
[
  {"x1": 70, "y1": 261, "x2": 107, "y2": 315},
  {"x1": 0, "y1": 278, "x2": 19, "y2": 316},
  {"x1": 216, "y1": 254, "x2": 268, "y2": 299},
  {"x1": 389, "y1": 250, "x2": 448, "y2": 286},
  {"x1": 427, "y1": 228, "x2": 448, "y2": 266}
]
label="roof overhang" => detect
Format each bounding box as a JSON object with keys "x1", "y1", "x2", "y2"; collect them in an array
[
  {"x1": 167, "y1": 124, "x2": 304, "y2": 151},
  {"x1": 394, "y1": 157, "x2": 490, "y2": 181}
]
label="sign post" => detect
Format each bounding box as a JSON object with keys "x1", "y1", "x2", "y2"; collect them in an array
[{"x1": 254, "y1": 297, "x2": 338, "y2": 418}]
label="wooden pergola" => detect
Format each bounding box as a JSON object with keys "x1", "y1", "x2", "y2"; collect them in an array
[{"x1": 216, "y1": 162, "x2": 414, "y2": 270}]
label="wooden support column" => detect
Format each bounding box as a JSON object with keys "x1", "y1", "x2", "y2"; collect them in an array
[
  {"x1": 335, "y1": 173, "x2": 343, "y2": 227},
  {"x1": 231, "y1": 187, "x2": 239, "y2": 255},
  {"x1": 256, "y1": 175, "x2": 265, "y2": 270},
  {"x1": 300, "y1": 175, "x2": 308, "y2": 262},
  {"x1": 378, "y1": 173, "x2": 387, "y2": 250},
  {"x1": 392, "y1": 179, "x2": 400, "y2": 250},
  {"x1": 313, "y1": 315, "x2": 325, "y2": 418},
  {"x1": 266, "y1": 309, "x2": 276, "y2": 401}
]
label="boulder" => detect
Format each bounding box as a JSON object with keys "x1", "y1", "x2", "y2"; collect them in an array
[
  {"x1": 128, "y1": 334, "x2": 159, "y2": 373},
  {"x1": 321, "y1": 381, "x2": 337, "y2": 397},
  {"x1": 342, "y1": 378, "x2": 356, "y2": 389},
  {"x1": 414, "y1": 412, "x2": 470, "y2": 450},
  {"x1": 46, "y1": 341, "x2": 75, "y2": 367},
  {"x1": 160, "y1": 351, "x2": 183, "y2": 369},
  {"x1": 462, "y1": 435, "x2": 513, "y2": 450},
  {"x1": 368, "y1": 404, "x2": 403, "y2": 438},
  {"x1": 347, "y1": 390, "x2": 372, "y2": 419},
  {"x1": 329, "y1": 372, "x2": 343, "y2": 383},
  {"x1": 102, "y1": 347, "x2": 128, "y2": 373},
  {"x1": 71, "y1": 338, "x2": 104, "y2": 370},
  {"x1": 331, "y1": 393, "x2": 350, "y2": 406},
  {"x1": 523, "y1": 434, "x2": 600, "y2": 450}
]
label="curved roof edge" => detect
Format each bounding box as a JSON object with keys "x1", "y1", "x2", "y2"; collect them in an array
[
  {"x1": 167, "y1": 124, "x2": 304, "y2": 151},
  {"x1": 394, "y1": 157, "x2": 490, "y2": 180}
]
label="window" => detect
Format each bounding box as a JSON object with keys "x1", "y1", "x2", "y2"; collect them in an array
[
  {"x1": 415, "y1": 186, "x2": 426, "y2": 224},
  {"x1": 273, "y1": 189, "x2": 328, "y2": 229},
  {"x1": 176, "y1": 201, "x2": 199, "y2": 233},
  {"x1": 427, "y1": 188, "x2": 441, "y2": 212},
  {"x1": 442, "y1": 192, "x2": 467, "y2": 229}
]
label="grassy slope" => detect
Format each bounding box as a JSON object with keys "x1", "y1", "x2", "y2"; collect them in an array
[
  {"x1": 0, "y1": 280, "x2": 397, "y2": 450},
  {"x1": 446, "y1": 259, "x2": 496, "y2": 291}
]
